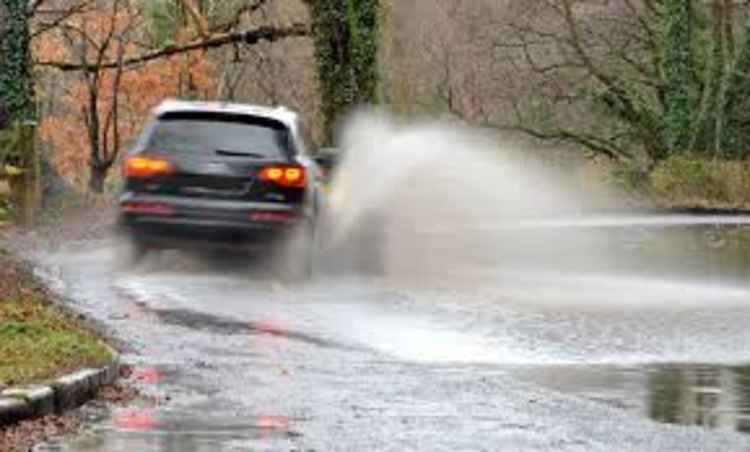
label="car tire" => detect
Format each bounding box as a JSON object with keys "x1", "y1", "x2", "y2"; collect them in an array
[
  {"x1": 124, "y1": 238, "x2": 149, "y2": 268},
  {"x1": 278, "y1": 219, "x2": 315, "y2": 283}
]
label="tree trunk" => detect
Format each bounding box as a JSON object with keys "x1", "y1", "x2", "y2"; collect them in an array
[
  {"x1": 662, "y1": 0, "x2": 695, "y2": 155},
  {"x1": 308, "y1": 0, "x2": 380, "y2": 143},
  {"x1": 0, "y1": 0, "x2": 35, "y2": 122},
  {"x1": 88, "y1": 164, "x2": 106, "y2": 193}
]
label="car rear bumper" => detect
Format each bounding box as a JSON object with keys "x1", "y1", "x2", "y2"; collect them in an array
[{"x1": 117, "y1": 193, "x2": 309, "y2": 250}]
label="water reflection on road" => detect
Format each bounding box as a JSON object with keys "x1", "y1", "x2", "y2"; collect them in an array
[
  {"x1": 649, "y1": 365, "x2": 750, "y2": 433},
  {"x1": 502, "y1": 218, "x2": 750, "y2": 435},
  {"x1": 513, "y1": 363, "x2": 750, "y2": 436}
]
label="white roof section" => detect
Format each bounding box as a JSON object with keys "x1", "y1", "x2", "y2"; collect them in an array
[{"x1": 152, "y1": 99, "x2": 298, "y2": 128}]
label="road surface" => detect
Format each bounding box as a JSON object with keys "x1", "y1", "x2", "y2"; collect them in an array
[{"x1": 33, "y1": 216, "x2": 750, "y2": 451}]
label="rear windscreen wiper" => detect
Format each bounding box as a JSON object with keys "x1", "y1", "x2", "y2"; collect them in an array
[{"x1": 214, "y1": 149, "x2": 266, "y2": 159}]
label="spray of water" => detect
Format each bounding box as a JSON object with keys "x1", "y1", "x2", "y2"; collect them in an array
[
  {"x1": 325, "y1": 111, "x2": 606, "y2": 277},
  {"x1": 322, "y1": 110, "x2": 750, "y2": 307}
]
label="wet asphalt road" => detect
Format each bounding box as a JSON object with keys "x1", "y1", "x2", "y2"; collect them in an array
[{"x1": 32, "y1": 218, "x2": 750, "y2": 451}]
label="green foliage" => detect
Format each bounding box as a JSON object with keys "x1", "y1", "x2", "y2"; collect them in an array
[
  {"x1": 599, "y1": 0, "x2": 750, "y2": 162},
  {"x1": 309, "y1": 0, "x2": 380, "y2": 143},
  {"x1": 144, "y1": 0, "x2": 182, "y2": 48},
  {"x1": 610, "y1": 161, "x2": 651, "y2": 193},
  {"x1": 143, "y1": 0, "x2": 207, "y2": 47},
  {"x1": 0, "y1": 185, "x2": 11, "y2": 223},
  {"x1": 592, "y1": 80, "x2": 665, "y2": 156},
  {"x1": 648, "y1": 154, "x2": 750, "y2": 207},
  {"x1": 347, "y1": 0, "x2": 379, "y2": 102},
  {"x1": 0, "y1": 257, "x2": 111, "y2": 385},
  {"x1": 662, "y1": 0, "x2": 696, "y2": 156},
  {"x1": 0, "y1": 315, "x2": 111, "y2": 385},
  {"x1": 0, "y1": 0, "x2": 34, "y2": 122},
  {"x1": 719, "y1": 17, "x2": 750, "y2": 156},
  {"x1": 657, "y1": 1, "x2": 750, "y2": 161},
  {"x1": 143, "y1": 0, "x2": 246, "y2": 48},
  {"x1": 0, "y1": 121, "x2": 30, "y2": 167}
]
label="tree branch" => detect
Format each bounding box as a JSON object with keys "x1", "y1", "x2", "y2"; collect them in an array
[
  {"x1": 30, "y1": 0, "x2": 95, "y2": 39},
  {"x1": 179, "y1": 0, "x2": 209, "y2": 39},
  {"x1": 491, "y1": 122, "x2": 632, "y2": 161},
  {"x1": 35, "y1": 23, "x2": 308, "y2": 71}
]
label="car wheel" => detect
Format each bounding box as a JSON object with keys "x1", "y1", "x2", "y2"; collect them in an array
[
  {"x1": 278, "y1": 220, "x2": 315, "y2": 283},
  {"x1": 124, "y1": 238, "x2": 149, "y2": 268}
]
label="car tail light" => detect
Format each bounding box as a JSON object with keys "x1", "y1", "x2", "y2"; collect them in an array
[
  {"x1": 259, "y1": 165, "x2": 306, "y2": 188},
  {"x1": 123, "y1": 156, "x2": 174, "y2": 178},
  {"x1": 121, "y1": 202, "x2": 175, "y2": 216}
]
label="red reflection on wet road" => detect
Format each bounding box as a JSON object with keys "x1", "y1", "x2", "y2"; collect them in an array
[
  {"x1": 257, "y1": 415, "x2": 290, "y2": 440},
  {"x1": 114, "y1": 409, "x2": 159, "y2": 430},
  {"x1": 256, "y1": 319, "x2": 285, "y2": 336},
  {"x1": 253, "y1": 316, "x2": 293, "y2": 442},
  {"x1": 253, "y1": 316, "x2": 292, "y2": 374},
  {"x1": 133, "y1": 367, "x2": 165, "y2": 384}
]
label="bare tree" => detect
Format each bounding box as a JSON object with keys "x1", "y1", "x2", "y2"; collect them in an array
[
  {"x1": 56, "y1": 0, "x2": 132, "y2": 192},
  {"x1": 35, "y1": 0, "x2": 312, "y2": 192}
]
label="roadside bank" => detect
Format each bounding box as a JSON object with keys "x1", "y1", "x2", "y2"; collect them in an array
[
  {"x1": 0, "y1": 248, "x2": 122, "y2": 450},
  {"x1": 0, "y1": 250, "x2": 112, "y2": 389}
]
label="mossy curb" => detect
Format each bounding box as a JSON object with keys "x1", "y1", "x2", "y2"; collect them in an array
[
  {"x1": 0, "y1": 350, "x2": 120, "y2": 426},
  {"x1": 0, "y1": 250, "x2": 124, "y2": 427}
]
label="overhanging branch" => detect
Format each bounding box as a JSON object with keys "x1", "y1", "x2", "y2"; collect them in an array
[
  {"x1": 485, "y1": 121, "x2": 633, "y2": 161},
  {"x1": 35, "y1": 23, "x2": 308, "y2": 71}
]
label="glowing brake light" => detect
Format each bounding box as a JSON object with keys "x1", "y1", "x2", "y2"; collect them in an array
[
  {"x1": 124, "y1": 156, "x2": 174, "y2": 178},
  {"x1": 259, "y1": 165, "x2": 306, "y2": 188}
]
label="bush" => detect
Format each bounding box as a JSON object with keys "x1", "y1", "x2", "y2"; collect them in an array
[
  {"x1": 648, "y1": 154, "x2": 750, "y2": 208},
  {"x1": 0, "y1": 180, "x2": 11, "y2": 224},
  {"x1": 610, "y1": 161, "x2": 651, "y2": 193}
]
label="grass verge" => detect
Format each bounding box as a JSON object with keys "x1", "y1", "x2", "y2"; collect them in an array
[
  {"x1": 0, "y1": 251, "x2": 111, "y2": 387},
  {"x1": 605, "y1": 154, "x2": 750, "y2": 210}
]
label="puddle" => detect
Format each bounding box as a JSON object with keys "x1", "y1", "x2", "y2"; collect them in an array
[
  {"x1": 648, "y1": 364, "x2": 750, "y2": 432},
  {"x1": 33, "y1": 217, "x2": 750, "y2": 450},
  {"x1": 514, "y1": 363, "x2": 750, "y2": 434}
]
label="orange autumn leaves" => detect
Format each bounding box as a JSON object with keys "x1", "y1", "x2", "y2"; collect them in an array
[{"x1": 36, "y1": 3, "x2": 218, "y2": 189}]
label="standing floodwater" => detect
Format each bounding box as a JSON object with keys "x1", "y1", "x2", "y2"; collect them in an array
[{"x1": 35, "y1": 215, "x2": 750, "y2": 450}]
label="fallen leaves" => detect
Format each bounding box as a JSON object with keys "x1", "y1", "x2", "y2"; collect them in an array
[
  {"x1": 0, "y1": 414, "x2": 80, "y2": 452},
  {"x1": 97, "y1": 382, "x2": 140, "y2": 406},
  {"x1": 0, "y1": 380, "x2": 147, "y2": 451}
]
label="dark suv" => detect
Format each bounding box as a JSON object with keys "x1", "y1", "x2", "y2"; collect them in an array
[{"x1": 117, "y1": 100, "x2": 325, "y2": 279}]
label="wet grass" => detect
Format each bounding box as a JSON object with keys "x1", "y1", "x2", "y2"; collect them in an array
[
  {"x1": 0, "y1": 251, "x2": 111, "y2": 387},
  {"x1": 605, "y1": 155, "x2": 750, "y2": 210}
]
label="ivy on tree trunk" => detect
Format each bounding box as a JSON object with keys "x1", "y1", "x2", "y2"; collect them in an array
[
  {"x1": 720, "y1": 16, "x2": 750, "y2": 155},
  {"x1": 662, "y1": 0, "x2": 695, "y2": 156},
  {"x1": 0, "y1": 0, "x2": 35, "y2": 122},
  {"x1": 308, "y1": 0, "x2": 379, "y2": 144}
]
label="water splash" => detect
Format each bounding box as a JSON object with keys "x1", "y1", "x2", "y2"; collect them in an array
[{"x1": 323, "y1": 110, "x2": 750, "y2": 308}]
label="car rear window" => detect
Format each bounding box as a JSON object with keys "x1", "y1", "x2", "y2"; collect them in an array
[{"x1": 146, "y1": 112, "x2": 292, "y2": 158}]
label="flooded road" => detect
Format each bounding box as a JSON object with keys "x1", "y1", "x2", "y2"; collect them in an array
[{"x1": 33, "y1": 215, "x2": 750, "y2": 451}]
